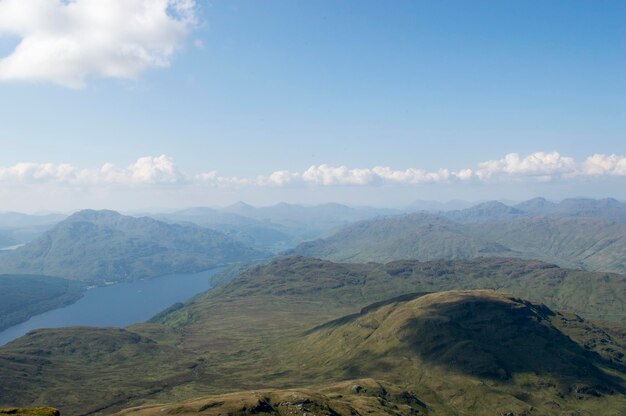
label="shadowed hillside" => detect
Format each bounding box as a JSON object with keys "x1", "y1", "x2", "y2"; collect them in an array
[
  {"x1": 291, "y1": 290, "x2": 626, "y2": 415},
  {"x1": 0, "y1": 275, "x2": 85, "y2": 331},
  {"x1": 302, "y1": 290, "x2": 618, "y2": 381},
  {"x1": 0, "y1": 408, "x2": 59, "y2": 416}
]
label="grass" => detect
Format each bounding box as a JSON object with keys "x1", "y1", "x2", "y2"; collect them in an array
[
  {"x1": 112, "y1": 379, "x2": 427, "y2": 416},
  {"x1": 0, "y1": 256, "x2": 625, "y2": 415}
]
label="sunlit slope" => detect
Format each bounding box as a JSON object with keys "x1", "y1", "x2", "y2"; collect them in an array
[
  {"x1": 291, "y1": 213, "x2": 511, "y2": 263},
  {"x1": 464, "y1": 216, "x2": 626, "y2": 272},
  {"x1": 293, "y1": 213, "x2": 626, "y2": 273},
  {"x1": 114, "y1": 379, "x2": 427, "y2": 416}
]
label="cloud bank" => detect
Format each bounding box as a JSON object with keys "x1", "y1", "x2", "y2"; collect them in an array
[
  {"x1": 0, "y1": 0, "x2": 196, "y2": 87},
  {"x1": 1, "y1": 152, "x2": 625, "y2": 189}
]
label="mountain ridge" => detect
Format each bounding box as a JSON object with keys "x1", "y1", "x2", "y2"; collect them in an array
[{"x1": 0, "y1": 210, "x2": 266, "y2": 281}]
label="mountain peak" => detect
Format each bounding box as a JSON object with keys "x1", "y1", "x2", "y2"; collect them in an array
[
  {"x1": 66, "y1": 209, "x2": 123, "y2": 221},
  {"x1": 223, "y1": 201, "x2": 255, "y2": 212}
]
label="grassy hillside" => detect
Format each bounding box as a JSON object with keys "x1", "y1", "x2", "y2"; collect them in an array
[
  {"x1": 0, "y1": 327, "x2": 203, "y2": 415},
  {"x1": 292, "y1": 212, "x2": 626, "y2": 274},
  {"x1": 465, "y1": 216, "x2": 626, "y2": 273},
  {"x1": 1, "y1": 257, "x2": 624, "y2": 414},
  {"x1": 292, "y1": 290, "x2": 626, "y2": 415},
  {"x1": 0, "y1": 210, "x2": 266, "y2": 281},
  {"x1": 113, "y1": 379, "x2": 427, "y2": 416},
  {"x1": 0, "y1": 275, "x2": 85, "y2": 331}
]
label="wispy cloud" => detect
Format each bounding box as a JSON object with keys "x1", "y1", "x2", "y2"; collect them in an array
[
  {"x1": 1, "y1": 151, "x2": 625, "y2": 188},
  {"x1": 0, "y1": 0, "x2": 196, "y2": 88}
]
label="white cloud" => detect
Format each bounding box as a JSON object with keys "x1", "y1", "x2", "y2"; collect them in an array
[
  {"x1": 0, "y1": 151, "x2": 625, "y2": 189},
  {"x1": 0, "y1": 155, "x2": 183, "y2": 185},
  {"x1": 582, "y1": 154, "x2": 626, "y2": 176},
  {"x1": 0, "y1": 162, "x2": 79, "y2": 183},
  {"x1": 0, "y1": 0, "x2": 196, "y2": 88},
  {"x1": 97, "y1": 155, "x2": 184, "y2": 184},
  {"x1": 301, "y1": 165, "x2": 376, "y2": 186},
  {"x1": 262, "y1": 170, "x2": 298, "y2": 186},
  {"x1": 194, "y1": 171, "x2": 251, "y2": 187},
  {"x1": 475, "y1": 152, "x2": 576, "y2": 180}
]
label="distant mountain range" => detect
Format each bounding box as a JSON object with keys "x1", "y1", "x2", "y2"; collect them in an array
[
  {"x1": 154, "y1": 202, "x2": 398, "y2": 252},
  {"x1": 0, "y1": 212, "x2": 66, "y2": 250},
  {"x1": 0, "y1": 210, "x2": 266, "y2": 281},
  {"x1": 514, "y1": 197, "x2": 626, "y2": 223},
  {"x1": 292, "y1": 199, "x2": 626, "y2": 273},
  {"x1": 436, "y1": 197, "x2": 626, "y2": 223}
]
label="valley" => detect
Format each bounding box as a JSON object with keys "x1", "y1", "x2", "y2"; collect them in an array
[
  {"x1": 0, "y1": 199, "x2": 625, "y2": 415},
  {"x1": 1, "y1": 255, "x2": 625, "y2": 414},
  {"x1": 1, "y1": 4, "x2": 623, "y2": 414},
  {"x1": 0, "y1": 268, "x2": 220, "y2": 346}
]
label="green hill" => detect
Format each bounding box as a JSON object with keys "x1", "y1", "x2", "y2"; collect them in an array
[
  {"x1": 292, "y1": 290, "x2": 626, "y2": 415},
  {"x1": 292, "y1": 213, "x2": 511, "y2": 263},
  {"x1": 0, "y1": 327, "x2": 204, "y2": 414},
  {"x1": 292, "y1": 213, "x2": 626, "y2": 274},
  {"x1": 0, "y1": 210, "x2": 266, "y2": 281},
  {"x1": 2, "y1": 256, "x2": 624, "y2": 414},
  {"x1": 465, "y1": 216, "x2": 626, "y2": 272}
]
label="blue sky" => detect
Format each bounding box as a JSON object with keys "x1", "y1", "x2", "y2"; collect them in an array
[{"x1": 0, "y1": 0, "x2": 624, "y2": 211}]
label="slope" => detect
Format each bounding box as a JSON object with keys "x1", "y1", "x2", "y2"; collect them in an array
[
  {"x1": 114, "y1": 379, "x2": 427, "y2": 416},
  {"x1": 294, "y1": 290, "x2": 626, "y2": 415},
  {"x1": 465, "y1": 216, "x2": 626, "y2": 273},
  {"x1": 1, "y1": 257, "x2": 625, "y2": 414},
  {"x1": 292, "y1": 212, "x2": 626, "y2": 274},
  {"x1": 291, "y1": 213, "x2": 510, "y2": 263}
]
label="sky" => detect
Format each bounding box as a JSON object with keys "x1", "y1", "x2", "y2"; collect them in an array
[{"x1": 0, "y1": 0, "x2": 624, "y2": 212}]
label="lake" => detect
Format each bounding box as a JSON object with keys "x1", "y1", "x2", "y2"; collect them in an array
[{"x1": 0, "y1": 268, "x2": 219, "y2": 346}]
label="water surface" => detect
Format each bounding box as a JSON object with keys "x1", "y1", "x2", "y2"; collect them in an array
[{"x1": 0, "y1": 268, "x2": 218, "y2": 346}]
